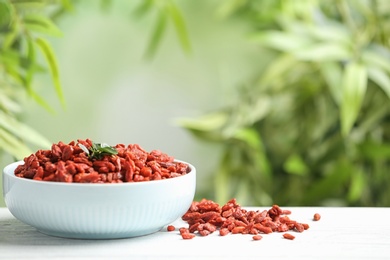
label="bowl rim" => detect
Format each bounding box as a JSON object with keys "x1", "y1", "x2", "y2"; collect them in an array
[{"x1": 3, "y1": 160, "x2": 195, "y2": 188}]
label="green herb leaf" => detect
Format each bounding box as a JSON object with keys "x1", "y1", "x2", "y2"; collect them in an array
[
  {"x1": 79, "y1": 142, "x2": 118, "y2": 160},
  {"x1": 78, "y1": 143, "x2": 90, "y2": 156}
]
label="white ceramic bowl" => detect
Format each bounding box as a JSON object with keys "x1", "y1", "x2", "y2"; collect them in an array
[{"x1": 2, "y1": 160, "x2": 196, "y2": 239}]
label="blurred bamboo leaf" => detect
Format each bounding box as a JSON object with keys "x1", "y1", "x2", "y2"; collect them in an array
[
  {"x1": 367, "y1": 66, "x2": 390, "y2": 98},
  {"x1": 251, "y1": 31, "x2": 312, "y2": 52},
  {"x1": 174, "y1": 113, "x2": 227, "y2": 142},
  {"x1": 305, "y1": 24, "x2": 351, "y2": 44},
  {"x1": 10, "y1": 0, "x2": 46, "y2": 7},
  {"x1": 321, "y1": 62, "x2": 343, "y2": 105},
  {"x1": 347, "y1": 169, "x2": 365, "y2": 203},
  {"x1": 259, "y1": 53, "x2": 296, "y2": 86},
  {"x1": 0, "y1": 1, "x2": 12, "y2": 27},
  {"x1": 340, "y1": 62, "x2": 367, "y2": 136},
  {"x1": 358, "y1": 140, "x2": 390, "y2": 160},
  {"x1": 133, "y1": 0, "x2": 154, "y2": 17},
  {"x1": 283, "y1": 153, "x2": 309, "y2": 176},
  {"x1": 99, "y1": 0, "x2": 111, "y2": 12},
  {"x1": 0, "y1": 127, "x2": 33, "y2": 159},
  {"x1": 0, "y1": 110, "x2": 51, "y2": 150},
  {"x1": 24, "y1": 38, "x2": 36, "y2": 90},
  {"x1": 34, "y1": 37, "x2": 65, "y2": 107},
  {"x1": 233, "y1": 127, "x2": 271, "y2": 178},
  {"x1": 245, "y1": 96, "x2": 271, "y2": 124},
  {"x1": 2, "y1": 20, "x2": 19, "y2": 49},
  {"x1": 3, "y1": 63, "x2": 24, "y2": 85},
  {"x1": 0, "y1": 49, "x2": 20, "y2": 68},
  {"x1": 166, "y1": 2, "x2": 191, "y2": 54},
  {"x1": 144, "y1": 10, "x2": 167, "y2": 59},
  {"x1": 216, "y1": 0, "x2": 247, "y2": 19},
  {"x1": 0, "y1": 93, "x2": 21, "y2": 114},
  {"x1": 141, "y1": 0, "x2": 191, "y2": 59},
  {"x1": 293, "y1": 43, "x2": 351, "y2": 61},
  {"x1": 23, "y1": 13, "x2": 63, "y2": 36},
  {"x1": 175, "y1": 111, "x2": 228, "y2": 132},
  {"x1": 362, "y1": 48, "x2": 390, "y2": 73},
  {"x1": 27, "y1": 87, "x2": 56, "y2": 113},
  {"x1": 215, "y1": 151, "x2": 233, "y2": 205}
]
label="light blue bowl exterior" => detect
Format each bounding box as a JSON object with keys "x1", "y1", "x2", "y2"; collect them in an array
[{"x1": 3, "y1": 160, "x2": 196, "y2": 239}]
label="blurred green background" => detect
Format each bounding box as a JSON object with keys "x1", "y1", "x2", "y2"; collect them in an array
[{"x1": 1, "y1": 0, "x2": 390, "y2": 207}]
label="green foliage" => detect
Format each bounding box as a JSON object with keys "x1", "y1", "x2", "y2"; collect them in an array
[
  {"x1": 178, "y1": 0, "x2": 390, "y2": 206},
  {"x1": 0, "y1": 0, "x2": 191, "y2": 160},
  {"x1": 133, "y1": 0, "x2": 191, "y2": 59},
  {"x1": 0, "y1": 0, "x2": 72, "y2": 159}
]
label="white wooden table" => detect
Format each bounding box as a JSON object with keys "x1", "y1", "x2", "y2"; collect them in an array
[{"x1": 1, "y1": 207, "x2": 389, "y2": 259}]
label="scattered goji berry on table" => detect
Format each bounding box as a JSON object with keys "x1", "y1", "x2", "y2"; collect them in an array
[
  {"x1": 252, "y1": 235, "x2": 263, "y2": 241},
  {"x1": 167, "y1": 225, "x2": 175, "y2": 232},
  {"x1": 283, "y1": 233, "x2": 295, "y2": 240},
  {"x1": 176, "y1": 198, "x2": 319, "y2": 241},
  {"x1": 313, "y1": 213, "x2": 321, "y2": 221}
]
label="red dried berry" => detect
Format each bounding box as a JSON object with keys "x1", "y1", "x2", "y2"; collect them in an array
[
  {"x1": 181, "y1": 232, "x2": 196, "y2": 240},
  {"x1": 167, "y1": 225, "x2": 175, "y2": 232},
  {"x1": 283, "y1": 233, "x2": 295, "y2": 240},
  {"x1": 179, "y1": 198, "x2": 315, "y2": 241},
  {"x1": 313, "y1": 213, "x2": 321, "y2": 221},
  {"x1": 252, "y1": 235, "x2": 263, "y2": 241}
]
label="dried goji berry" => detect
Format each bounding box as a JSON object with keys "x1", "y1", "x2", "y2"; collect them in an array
[
  {"x1": 283, "y1": 233, "x2": 295, "y2": 240},
  {"x1": 252, "y1": 235, "x2": 263, "y2": 241},
  {"x1": 178, "y1": 198, "x2": 317, "y2": 241},
  {"x1": 167, "y1": 225, "x2": 175, "y2": 232},
  {"x1": 313, "y1": 213, "x2": 321, "y2": 221},
  {"x1": 219, "y1": 228, "x2": 230, "y2": 236},
  {"x1": 181, "y1": 232, "x2": 196, "y2": 240},
  {"x1": 15, "y1": 139, "x2": 190, "y2": 183}
]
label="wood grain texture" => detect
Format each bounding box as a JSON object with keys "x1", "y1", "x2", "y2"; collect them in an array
[{"x1": 1, "y1": 207, "x2": 389, "y2": 259}]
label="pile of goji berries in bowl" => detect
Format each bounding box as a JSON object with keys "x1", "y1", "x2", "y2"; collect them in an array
[{"x1": 2, "y1": 139, "x2": 196, "y2": 239}]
